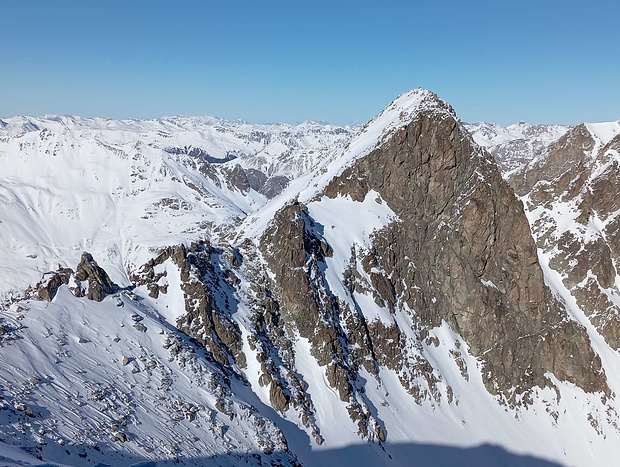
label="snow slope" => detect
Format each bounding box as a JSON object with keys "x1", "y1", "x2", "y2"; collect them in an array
[
  {"x1": 585, "y1": 121, "x2": 620, "y2": 147},
  {"x1": 0, "y1": 115, "x2": 353, "y2": 299},
  {"x1": 0, "y1": 288, "x2": 293, "y2": 466}
]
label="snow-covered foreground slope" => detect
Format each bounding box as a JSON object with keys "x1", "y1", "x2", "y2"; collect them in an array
[
  {"x1": 0, "y1": 288, "x2": 293, "y2": 466},
  {"x1": 3, "y1": 288, "x2": 597, "y2": 467},
  {"x1": 2, "y1": 92, "x2": 620, "y2": 466}
]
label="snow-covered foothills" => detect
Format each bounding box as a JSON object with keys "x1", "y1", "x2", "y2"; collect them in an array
[{"x1": 1, "y1": 91, "x2": 620, "y2": 466}]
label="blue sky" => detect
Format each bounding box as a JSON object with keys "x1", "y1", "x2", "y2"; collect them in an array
[{"x1": 1, "y1": 1, "x2": 618, "y2": 125}]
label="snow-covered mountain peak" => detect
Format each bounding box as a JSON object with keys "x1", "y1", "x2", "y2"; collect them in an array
[
  {"x1": 360, "y1": 88, "x2": 455, "y2": 149},
  {"x1": 585, "y1": 120, "x2": 620, "y2": 147},
  {"x1": 236, "y1": 89, "x2": 463, "y2": 243},
  {"x1": 466, "y1": 121, "x2": 570, "y2": 148},
  {"x1": 301, "y1": 89, "x2": 455, "y2": 196}
]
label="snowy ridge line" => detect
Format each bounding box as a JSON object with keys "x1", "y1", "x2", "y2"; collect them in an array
[
  {"x1": 0, "y1": 287, "x2": 294, "y2": 466},
  {"x1": 299, "y1": 89, "x2": 456, "y2": 199},
  {"x1": 238, "y1": 88, "x2": 457, "y2": 240},
  {"x1": 0, "y1": 113, "x2": 357, "y2": 136}
]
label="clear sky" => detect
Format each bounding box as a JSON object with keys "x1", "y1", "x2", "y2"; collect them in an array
[{"x1": 1, "y1": 0, "x2": 619, "y2": 125}]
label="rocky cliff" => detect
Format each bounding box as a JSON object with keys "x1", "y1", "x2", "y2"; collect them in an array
[
  {"x1": 257, "y1": 91, "x2": 606, "y2": 413},
  {"x1": 503, "y1": 121, "x2": 620, "y2": 350}
]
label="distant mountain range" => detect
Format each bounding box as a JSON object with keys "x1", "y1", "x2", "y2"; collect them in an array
[{"x1": 0, "y1": 91, "x2": 619, "y2": 466}]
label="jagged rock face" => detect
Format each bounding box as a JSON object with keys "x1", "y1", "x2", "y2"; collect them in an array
[
  {"x1": 36, "y1": 268, "x2": 73, "y2": 301},
  {"x1": 134, "y1": 240, "x2": 335, "y2": 440},
  {"x1": 330, "y1": 111, "x2": 606, "y2": 395},
  {"x1": 261, "y1": 105, "x2": 607, "y2": 403},
  {"x1": 30, "y1": 254, "x2": 117, "y2": 302},
  {"x1": 261, "y1": 201, "x2": 352, "y2": 371},
  {"x1": 224, "y1": 164, "x2": 252, "y2": 193},
  {"x1": 510, "y1": 123, "x2": 596, "y2": 196},
  {"x1": 222, "y1": 163, "x2": 290, "y2": 199},
  {"x1": 245, "y1": 168, "x2": 268, "y2": 192},
  {"x1": 261, "y1": 175, "x2": 289, "y2": 199},
  {"x1": 76, "y1": 252, "x2": 117, "y2": 302},
  {"x1": 250, "y1": 201, "x2": 392, "y2": 442},
  {"x1": 134, "y1": 243, "x2": 245, "y2": 368},
  {"x1": 259, "y1": 202, "x2": 356, "y2": 409},
  {"x1": 508, "y1": 124, "x2": 620, "y2": 349}
]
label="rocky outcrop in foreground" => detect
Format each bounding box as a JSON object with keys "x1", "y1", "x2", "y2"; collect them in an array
[
  {"x1": 34, "y1": 252, "x2": 116, "y2": 302},
  {"x1": 132, "y1": 242, "x2": 245, "y2": 368}
]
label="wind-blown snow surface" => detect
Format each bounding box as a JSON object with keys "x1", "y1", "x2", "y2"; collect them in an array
[
  {"x1": 2, "y1": 92, "x2": 620, "y2": 466},
  {"x1": 0, "y1": 288, "x2": 293, "y2": 466}
]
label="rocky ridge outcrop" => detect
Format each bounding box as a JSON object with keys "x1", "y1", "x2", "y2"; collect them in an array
[
  {"x1": 257, "y1": 91, "x2": 607, "y2": 413},
  {"x1": 32, "y1": 252, "x2": 117, "y2": 302},
  {"x1": 35, "y1": 268, "x2": 73, "y2": 302},
  {"x1": 75, "y1": 252, "x2": 117, "y2": 301},
  {"x1": 259, "y1": 200, "x2": 386, "y2": 438},
  {"x1": 133, "y1": 242, "x2": 245, "y2": 368},
  {"x1": 505, "y1": 123, "x2": 620, "y2": 349}
]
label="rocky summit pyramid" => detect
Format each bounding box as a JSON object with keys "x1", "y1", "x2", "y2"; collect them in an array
[{"x1": 0, "y1": 90, "x2": 619, "y2": 466}]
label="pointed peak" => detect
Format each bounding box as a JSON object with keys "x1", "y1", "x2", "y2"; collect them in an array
[
  {"x1": 384, "y1": 88, "x2": 456, "y2": 120},
  {"x1": 285, "y1": 89, "x2": 460, "y2": 208},
  {"x1": 343, "y1": 89, "x2": 456, "y2": 163}
]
